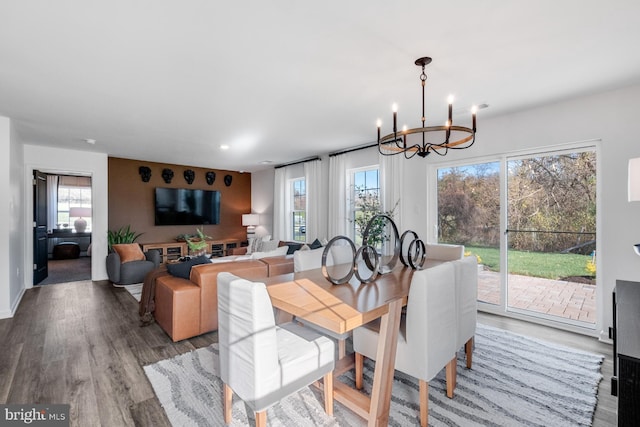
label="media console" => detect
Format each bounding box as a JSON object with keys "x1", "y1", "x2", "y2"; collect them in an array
[
  {"x1": 614, "y1": 280, "x2": 640, "y2": 426},
  {"x1": 141, "y1": 239, "x2": 241, "y2": 264}
]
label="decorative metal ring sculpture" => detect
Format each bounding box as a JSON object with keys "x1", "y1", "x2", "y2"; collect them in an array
[
  {"x1": 407, "y1": 238, "x2": 427, "y2": 270},
  {"x1": 321, "y1": 236, "x2": 355, "y2": 285},
  {"x1": 354, "y1": 245, "x2": 380, "y2": 283},
  {"x1": 362, "y1": 214, "x2": 400, "y2": 274},
  {"x1": 399, "y1": 230, "x2": 419, "y2": 266}
]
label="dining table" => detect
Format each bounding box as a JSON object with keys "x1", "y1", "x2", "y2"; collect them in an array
[{"x1": 263, "y1": 260, "x2": 443, "y2": 427}]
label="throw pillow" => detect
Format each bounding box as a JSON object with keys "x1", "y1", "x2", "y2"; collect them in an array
[
  {"x1": 300, "y1": 244, "x2": 310, "y2": 251},
  {"x1": 309, "y1": 238, "x2": 323, "y2": 249},
  {"x1": 286, "y1": 242, "x2": 303, "y2": 254},
  {"x1": 260, "y1": 239, "x2": 279, "y2": 252},
  {"x1": 246, "y1": 237, "x2": 261, "y2": 254},
  {"x1": 112, "y1": 243, "x2": 145, "y2": 263},
  {"x1": 166, "y1": 255, "x2": 211, "y2": 279}
]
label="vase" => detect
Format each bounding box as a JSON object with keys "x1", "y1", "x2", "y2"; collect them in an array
[{"x1": 190, "y1": 248, "x2": 206, "y2": 257}]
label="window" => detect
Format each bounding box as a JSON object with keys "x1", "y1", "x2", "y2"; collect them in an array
[
  {"x1": 350, "y1": 167, "x2": 380, "y2": 245},
  {"x1": 291, "y1": 178, "x2": 306, "y2": 242},
  {"x1": 57, "y1": 176, "x2": 92, "y2": 231}
]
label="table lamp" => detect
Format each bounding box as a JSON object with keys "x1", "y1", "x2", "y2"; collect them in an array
[
  {"x1": 69, "y1": 206, "x2": 91, "y2": 233},
  {"x1": 242, "y1": 214, "x2": 260, "y2": 239}
]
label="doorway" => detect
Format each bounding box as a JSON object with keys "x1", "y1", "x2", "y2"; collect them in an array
[{"x1": 33, "y1": 171, "x2": 93, "y2": 286}]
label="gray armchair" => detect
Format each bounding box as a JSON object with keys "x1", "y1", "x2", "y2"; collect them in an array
[{"x1": 106, "y1": 247, "x2": 160, "y2": 286}]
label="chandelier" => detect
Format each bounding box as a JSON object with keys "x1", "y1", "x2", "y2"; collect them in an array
[{"x1": 377, "y1": 57, "x2": 477, "y2": 159}]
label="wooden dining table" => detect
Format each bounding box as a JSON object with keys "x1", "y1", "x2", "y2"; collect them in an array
[{"x1": 264, "y1": 260, "x2": 442, "y2": 427}]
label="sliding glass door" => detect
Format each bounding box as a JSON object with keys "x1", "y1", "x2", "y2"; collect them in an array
[
  {"x1": 506, "y1": 150, "x2": 596, "y2": 325},
  {"x1": 436, "y1": 146, "x2": 597, "y2": 328},
  {"x1": 437, "y1": 161, "x2": 502, "y2": 306}
]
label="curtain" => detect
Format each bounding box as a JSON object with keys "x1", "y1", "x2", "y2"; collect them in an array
[
  {"x1": 273, "y1": 167, "x2": 287, "y2": 240},
  {"x1": 379, "y1": 153, "x2": 403, "y2": 230},
  {"x1": 46, "y1": 175, "x2": 58, "y2": 232},
  {"x1": 304, "y1": 159, "x2": 325, "y2": 241},
  {"x1": 327, "y1": 154, "x2": 347, "y2": 238}
]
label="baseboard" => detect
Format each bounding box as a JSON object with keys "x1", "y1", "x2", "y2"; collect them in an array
[{"x1": 0, "y1": 287, "x2": 26, "y2": 319}]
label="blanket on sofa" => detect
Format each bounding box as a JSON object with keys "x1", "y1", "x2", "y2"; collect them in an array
[{"x1": 139, "y1": 265, "x2": 169, "y2": 326}]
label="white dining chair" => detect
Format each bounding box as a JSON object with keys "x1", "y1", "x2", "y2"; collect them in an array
[
  {"x1": 425, "y1": 243, "x2": 465, "y2": 261},
  {"x1": 353, "y1": 262, "x2": 457, "y2": 427},
  {"x1": 217, "y1": 272, "x2": 335, "y2": 426},
  {"x1": 293, "y1": 247, "x2": 352, "y2": 359},
  {"x1": 453, "y1": 255, "x2": 478, "y2": 371}
]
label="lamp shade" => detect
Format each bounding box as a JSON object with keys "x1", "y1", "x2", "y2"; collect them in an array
[
  {"x1": 242, "y1": 214, "x2": 260, "y2": 226},
  {"x1": 629, "y1": 157, "x2": 640, "y2": 202},
  {"x1": 69, "y1": 207, "x2": 92, "y2": 218}
]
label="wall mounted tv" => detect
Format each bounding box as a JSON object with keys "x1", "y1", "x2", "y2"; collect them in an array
[{"x1": 154, "y1": 187, "x2": 221, "y2": 226}]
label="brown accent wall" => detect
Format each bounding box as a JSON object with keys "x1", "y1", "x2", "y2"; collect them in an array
[{"x1": 108, "y1": 157, "x2": 250, "y2": 244}]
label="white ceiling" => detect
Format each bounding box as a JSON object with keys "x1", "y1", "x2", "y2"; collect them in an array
[{"x1": 2, "y1": 1, "x2": 640, "y2": 172}]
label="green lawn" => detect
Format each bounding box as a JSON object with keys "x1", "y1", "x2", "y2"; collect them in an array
[{"x1": 464, "y1": 246, "x2": 595, "y2": 280}]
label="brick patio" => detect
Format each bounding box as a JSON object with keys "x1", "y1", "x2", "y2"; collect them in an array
[{"x1": 477, "y1": 268, "x2": 596, "y2": 323}]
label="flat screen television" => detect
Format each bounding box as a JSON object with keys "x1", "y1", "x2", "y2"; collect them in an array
[{"x1": 154, "y1": 187, "x2": 221, "y2": 225}]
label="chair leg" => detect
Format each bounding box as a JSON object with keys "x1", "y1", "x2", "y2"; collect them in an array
[
  {"x1": 255, "y1": 411, "x2": 267, "y2": 427},
  {"x1": 355, "y1": 352, "x2": 364, "y2": 390},
  {"x1": 419, "y1": 379, "x2": 428, "y2": 427},
  {"x1": 223, "y1": 383, "x2": 233, "y2": 424},
  {"x1": 465, "y1": 337, "x2": 474, "y2": 369},
  {"x1": 323, "y1": 371, "x2": 334, "y2": 416},
  {"x1": 338, "y1": 338, "x2": 346, "y2": 359},
  {"x1": 445, "y1": 357, "x2": 455, "y2": 399}
]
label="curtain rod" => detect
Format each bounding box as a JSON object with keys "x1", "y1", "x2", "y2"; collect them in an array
[
  {"x1": 274, "y1": 156, "x2": 321, "y2": 169},
  {"x1": 328, "y1": 142, "x2": 377, "y2": 158}
]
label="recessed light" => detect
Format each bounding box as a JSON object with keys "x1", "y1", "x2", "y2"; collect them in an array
[
  {"x1": 84, "y1": 138, "x2": 96, "y2": 145},
  {"x1": 260, "y1": 160, "x2": 273, "y2": 164},
  {"x1": 220, "y1": 144, "x2": 229, "y2": 150}
]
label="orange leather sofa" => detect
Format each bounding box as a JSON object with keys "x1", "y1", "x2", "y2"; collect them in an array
[{"x1": 154, "y1": 256, "x2": 293, "y2": 342}]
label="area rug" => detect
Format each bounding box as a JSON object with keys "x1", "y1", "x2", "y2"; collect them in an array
[
  {"x1": 144, "y1": 324, "x2": 603, "y2": 426},
  {"x1": 124, "y1": 283, "x2": 143, "y2": 301}
]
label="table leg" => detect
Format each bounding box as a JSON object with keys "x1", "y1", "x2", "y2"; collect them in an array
[{"x1": 368, "y1": 298, "x2": 403, "y2": 427}]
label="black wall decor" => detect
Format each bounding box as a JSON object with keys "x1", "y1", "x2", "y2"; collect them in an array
[
  {"x1": 184, "y1": 169, "x2": 195, "y2": 185},
  {"x1": 162, "y1": 168, "x2": 174, "y2": 184},
  {"x1": 138, "y1": 166, "x2": 152, "y2": 182},
  {"x1": 205, "y1": 171, "x2": 216, "y2": 185},
  {"x1": 224, "y1": 174, "x2": 233, "y2": 187}
]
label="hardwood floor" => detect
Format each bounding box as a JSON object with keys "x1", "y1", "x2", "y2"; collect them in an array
[{"x1": 0, "y1": 280, "x2": 617, "y2": 426}]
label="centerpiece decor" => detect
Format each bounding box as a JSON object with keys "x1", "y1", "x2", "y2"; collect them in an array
[{"x1": 321, "y1": 215, "x2": 427, "y2": 285}]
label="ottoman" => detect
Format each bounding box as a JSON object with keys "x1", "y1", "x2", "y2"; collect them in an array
[{"x1": 53, "y1": 242, "x2": 80, "y2": 260}]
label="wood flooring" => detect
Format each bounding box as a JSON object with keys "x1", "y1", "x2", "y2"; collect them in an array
[{"x1": 0, "y1": 280, "x2": 617, "y2": 426}]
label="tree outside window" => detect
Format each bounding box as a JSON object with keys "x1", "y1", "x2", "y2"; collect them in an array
[
  {"x1": 351, "y1": 168, "x2": 380, "y2": 246},
  {"x1": 291, "y1": 178, "x2": 306, "y2": 242}
]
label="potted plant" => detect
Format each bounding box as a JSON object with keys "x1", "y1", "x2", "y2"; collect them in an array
[
  {"x1": 351, "y1": 186, "x2": 399, "y2": 249},
  {"x1": 186, "y1": 227, "x2": 211, "y2": 257},
  {"x1": 107, "y1": 225, "x2": 143, "y2": 251}
]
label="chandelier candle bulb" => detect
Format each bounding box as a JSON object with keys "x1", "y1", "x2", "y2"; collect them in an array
[
  {"x1": 472, "y1": 105, "x2": 478, "y2": 132},
  {"x1": 392, "y1": 103, "x2": 398, "y2": 133}
]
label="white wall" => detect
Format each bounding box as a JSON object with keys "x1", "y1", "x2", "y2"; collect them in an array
[
  {"x1": 10, "y1": 120, "x2": 25, "y2": 313},
  {"x1": 251, "y1": 168, "x2": 275, "y2": 237},
  {"x1": 0, "y1": 116, "x2": 26, "y2": 319},
  {"x1": 0, "y1": 118, "x2": 14, "y2": 317},
  {"x1": 23, "y1": 145, "x2": 109, "y2": 286}
]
